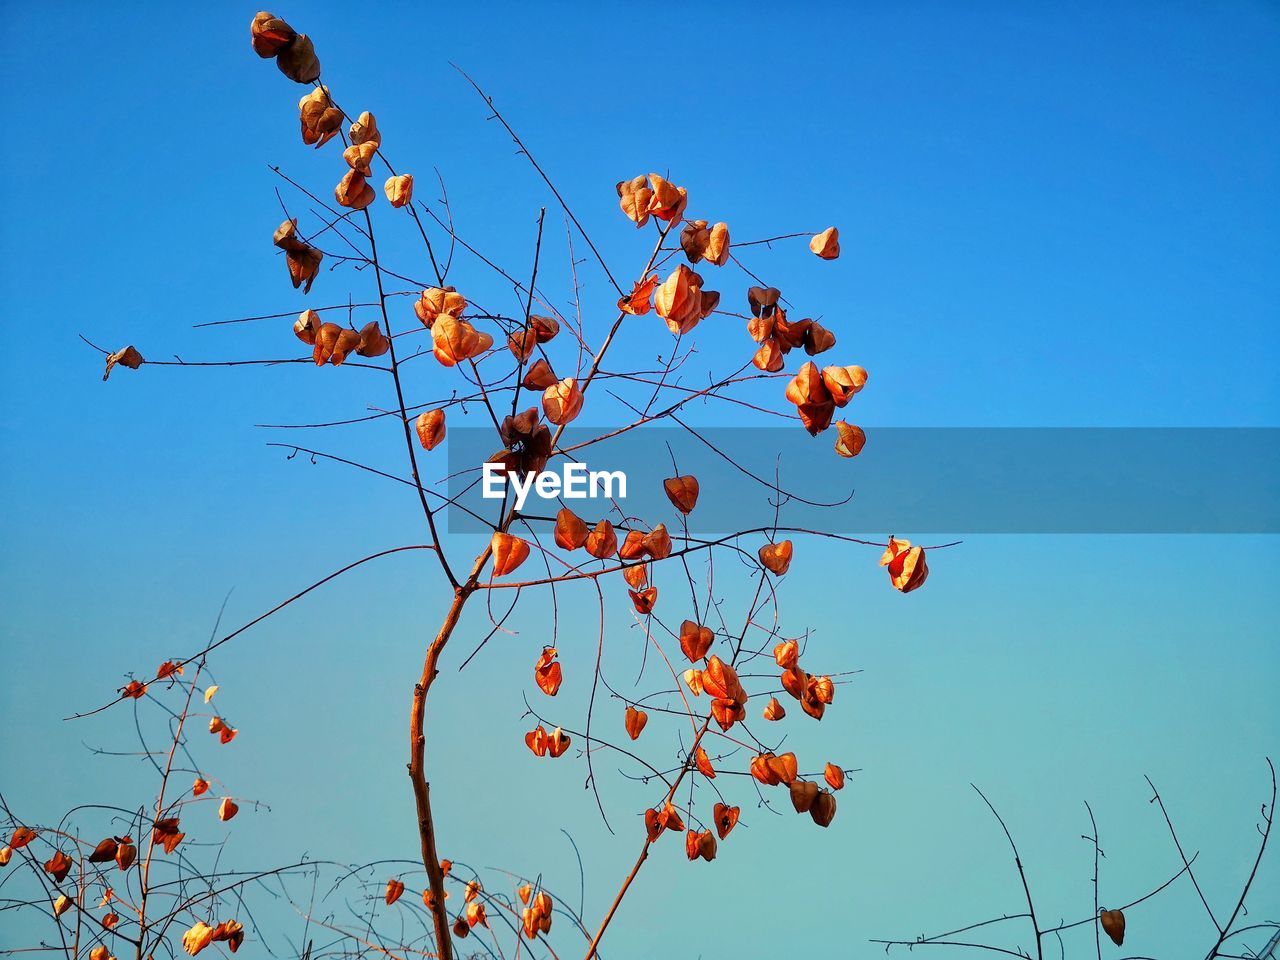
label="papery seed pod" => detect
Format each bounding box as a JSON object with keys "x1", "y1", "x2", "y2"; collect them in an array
[
  {"x1": 312, "y1": 322, "x2": 359, "y2": 366},
  {"x1": 335, "y1": 170, "x2": 376, "y2": 210},
  {"x1": 103, "y1": 346, "x2": 144, "y2": 381},
  {"x1": 431, "y1": 315, "x2": 493, "y2": 366},
  {"x1": 654, "y1": 264, "x2": 709, "y2": 335},
  {"x1": 529, "y1": 315, "x2": 560, "y2": 343},
  {"x1": 747, "y1": 315, "x2": 775, "y2": 343},
  {"x1": 211, "y1": 920, "x2": 244, "y2": 953},
  {"x1": 805, "y1": 322, "x2": 837, "y2": 355},
  {"x1": 624, "y1": 705, "x2": 647, "y2": 740},
  {"x1": 542, "y1": 378, "x2": 583, "y2": 425},
  {"x1": 491, "y1": 532, "x2": 530, "y2": 576},
  {"x1": 663, "y1": 474, "x2": 699, "y2": 514},
  {"x1": 220, "y1": 726, "x2": 237, "y2": 744},
  {"x1": 763, "y1": 696, "x2": 786, "y2": 721},
  {"x1": 618, "y1": 529, "x2": 647, "y2": 561},
  {"x1": 810, "y1": 226, "x2": 840, "y2": 260},
  {"x1": 758, "y1": 540, "x2": 793, "y2": 575},
  {"x1": 696, "y1": 829, "x2": 717, "y2": 861},
  {"x1": 299, "y1": 90, "x2": 342, "y2": 147},
  {"x1": 546, "y1": 727, "x2": 571, "y2": 758},
  {"x1": 554, "y1": 508, "x2": 589, "y2": 550},
  {"x1": 647, "y1": 173, "x2": 688, "y2": 223},
  {"x1": 801, "y1": 685, "x2": 826, "y2": 721},
  {"x1": 274, "y1": 218, "x2": 304, "y2": 251},
  {"x1": 533, "y1": 647, "x2": 562, "y2": 696},
  {"x1": 1100, "y1": 909, "x2": 1126, "y2": 946},
  {"x1": 680, "y1": 219, "x2": 709, "y2": 263},
  {"x1": 810, "y1": 790, "x2": 837, "y2": 827},
  {"x1": 643, "y1": 808, "x2": 664, "y2": 842},
  {"x1": 713, "y1": 802, "x2": 740, "y2": 839},
  {"x1": 629, "y1": 586, "x2": 658, "y2": 614},
  {"x1": 88, "y1": 838, "x2": 118, "y2": 863},
  {"x1": 774, "y1": 639, "x2": 799, "y2": 669},
  {"x1": 90, "y1": 947, "x2": 108, "y2": 960},
  {"x1": 821, "y1": 365, "x2": 868, "y2": 406},
  {"x1": 790, "y1": 780, "x2": 820, "y2": 813},
  {"x1": 44, "y1": 851, "x2": 72, "y2": 882},
  {"x1": 522, "y1": 358, "x2": 556, "y2": 390},
  {"x1": 747, "y1": 285, "x2": 782, "y2": 319},
  {"x1": 694, "y1": 746, "x2": 716, "y2": 778},
  {"x1": 276, "y1": 33, "x2": 320, "y2": 83},
  {"x1": 618, "y1": 274, "x2": 659, "y2": 314},
  {"x1": 585, "y1": 519, "x2": 617, "y2": 559},
  {"x1": 453, "y1": 915, "x2": 470, "y2": 938},
  {"x1": 114, "y1": 839, "x2": 136, "y2": 871},
  {"x1": 880, "y1": 537, "x2": 929, "y2": 593},
  {"x1": 524, "y1": 725, "x2": 548, "y2": 757},
  {"x1": 286, "y1": 245, "x2": 323, "y2": 294},
  {"x1": 356, "y1": 320, "x2": 389, "y2": 357},
  {"x1": 617, "y1": 175, "x2": 653, "y2": 228},
  {"x1": 153, "y1": 818, "x2": 184, "y2": 854},
  {"x1": 0, "y1": 847, "x2": 11, "y2": 866},
  {"x1": 464, "y1": 880, "x2": 481, "y2": 903},
  {"x1": 750, "y1": 754, "x2": 782, "y2": 786},
  {"x1": 661, "y1": 802, "x2": 685, "y2": 833},
  {"x1": 622, "y1": 562, "x2": 648, "y2": 588},
  {"x1": 786, "y1": 361, "x2": 831, "y2": 407},
  {"x1": 642, "y1": 524, "x2": 672, "y2": 559},
  {"x1": 218, "y1": 798, "x2": 239, "y2": 822},
  {"x1": 824, "y1": 763, "x2": 846, "y2": 790},
  {"x1": 122, "y1": 680, "x2": 147, "y2": 699},
  {"x1": 834, "y1": 421, "x2": 866, "y2": 458},
  {"x1": 104, "y1": 913, "x2": 119, "y2": 927},
  {"x1": 183, "y1": 921, "x2": 216, "y2": 956},
  {"x1": 684, "y1": 668, "x2": 704, "y2": 696},
  {"x1": 781, "y1": 667, "x2": 806, "y2": 700},
  {"x1": 517, "y1": 883, "x2": 532, "y2": 904},
  {"x1": 704, "y1": 222, "x2": 730, "y2": 266},
  {"x1": 766, "y1": 752, "x2": 799, "y2": 784},
  {"x1": 53, "y1": 894, "x2": 72, "y2": 918},
  {"x1": 508, "y1": 327, "x2": 538, "y2": 362},
  {"x1": 342, "y1": 141, "x2": 377, "y2": 176},
  {"x1": 294, "y1": 309, "x2": 321, "y2": 345},
  {"x1": 710, "y1": 696, "x2": 745, "y2": 731},
  {"x1": 810, "y1": 675, "x2": 835, "y2": 704},
  {"x1": 415, "y1": 409, "x2": 446, "y2": 451},
  {"x1": 250, "y1": 12, "x2": 296, "y2": 58},
  {"x1": 414, "y1": 287, "x2": 467, "y2": 327},
  {"x1": 679, "y1": 620, "x2": 714, "y2": 662},
  {"x1": 700, "y1": 655, "x2": 740, "y2": 700},
  {"x1": 776, "y1": 313, "x2": 811, "y2": 348},
  {"x1": 753, "y1": 339, "x2": 784, "y2": 372},
  {"x1": 684, "y1": 829, "x2": 700, "y2": 860},
  {"x1": 349, "y1": 112, "x2": 380, "y2": 148},
  {"x1": 384, "y1": 174, "x2": 413, "y2": 208},
  {"x1": 385, "y1": 879, "x2": 405, "y2": 905}
]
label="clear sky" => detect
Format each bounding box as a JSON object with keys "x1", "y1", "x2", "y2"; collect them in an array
[{"x1": 1, "y1": 2, "x2": 1277, "y2": 957}]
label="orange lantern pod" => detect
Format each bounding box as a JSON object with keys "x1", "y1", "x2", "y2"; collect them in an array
[
  {"x1": 624, "y1": 705, "x2": 648, "y2": 740},
  {"x1": 533, "y1": 647, "x2": 562, "y2": 697},
  {"x1": 491, "y1": 532, "x2": 531, "y2": 576}
]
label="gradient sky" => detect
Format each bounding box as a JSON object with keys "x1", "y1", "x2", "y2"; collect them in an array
[{"x1": 1, "y1": 2, "x2": 1278, "y2": 957}]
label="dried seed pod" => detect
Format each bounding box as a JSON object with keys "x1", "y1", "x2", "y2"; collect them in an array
[
  {"x1": 804, "y1": 322, "x2": 836, "y2": 355},
  {"x1": 554, "y1": 508, "x2": 589, "y2": 550},
  {"x1": 453, "y1": 915, "x2": 470, "y2": 938},
  {"x1": 824, "y1": 763, "x2": 846, "y2": 790},
  {"x1": 810, "y1": 674, "x2": 835, "y2": 704},
  {"x1": 750, "y1": 754, "x2": 782, "y2": 786},
  {"x1": 218, "y1": 798, "x2": 239, "y2": 822},
  {"x1": 747, "y1": 285, "x2": 782, "y2": 319},
  {"x1": 758, "y1": 540, "x2": 793, "y2": 575},
  {"x1": 508, "y1": 327, "x2": 538, "y2": 362},
  {"x1": 618, "y1": 274, "x2": 659, "y2": 314},
  {"x1": 183, "y1": 920, "x2": 217, "y2": 956},
  {"x1": 524, "y1": 725, "x2": 548, "y2": 757},
  {"x1": 618, "y1": 529, "x2": 647, "y2": 561},
  {"x1": 276, "y1": 33, "x2": 320, "y2": 83},
  {"x1": 293, "y1": 309, "x2": 321, "y2": 345},
  {"x1": 414, "y1": 287, "x2": 466, "y2": 327},
  {"x1": 286, "y1": 244, "x2": 323, "y2": 294},
  {"x1": 384, "y1": 174, "x2": 413, "y2": 208},
  {"x1": 713, "y1": 802, "x2": 740, "y2": 839},
  {"x1": 546, "y1": 726, "x2": 571, "y2": 758},
  {"x1": 834, "y1": 421, "x2": 866, "y2": 458},
  {"x1": 680, "y1": 220, "x2": 709, "y2": 263},
  {"x1": 342, "y1": 141, "x2": 377, "y2": 176},
  {"x1": 432, "y1": 315, "x2": 493, "y2": 366},
  {"x1": 529, "y1": 315, "x2": 560, "y2": 343},
  {"x1": 810, "y1": 226, "x2": 840, "y2": 260},
  {"x1": 1100, "y1": 909, "x2": 1125, "y2": 946},
  {"x1": 335, "y1": 170, "x2": 376, "y2": 210},
  {"x1": 250, "y1": 12, "x2": 296, "y2": 58},
  {"x1": 880, "y1": 537, "x2": 929, "y2": 593},
  {"x1": 624, "y1": 705, "x2": 647, "y2": 740},
  {"x1": 114, "y1": 839, "x2": 136, "y2": 871},
  {"x1": 385, "y1": 879, "x2": 405, "y2": 905},
  {"x1": 534, "y1": 647, "x2": 562, "y2": 696},
  {"x1": 679, "y1": 620, "x2": 714, "y2": 662},
  {"x1": 763, "y1": 696, "x2": 786, "y2": 721},
  {"x1": 0, "y1": 847, "x2": 11, "y2": 866},
  {"x1": 753, "y1": 339, "x2": 784, "y2": 372},
  {"x1": 491, "y1": 532, "x2": 531, "y2": 576},
  {"x1": 821, "y1": 365, "x2": 868, "y2": 406},
  {"x1": 356, "y1": 320, "x2": 389, "y2": 357},
  {"x1": 542, "y1": 377, "x2": 583, "y2": 425},
  {"x1": 88, "y1": 838, "x2": 118, "y2": 863},
  {"x1": 704, "y1": 222, "x2": 730, "y2": 266},
  {"x1": 617, "y1": 175, "x2": 654, "y2": 228},
  {"x1": 585, "y1": 519, "x2": 617, "y2": 559},
  {"x1": 790, "y1": 780, "x2": 820, "y2": 813},
  {"x1": 53, "y1": 894, "x2": 72, "y2": 918},
  {"x1": 647, "y1": 173, "x2": 688, "y2": 223},
  {"x1": 780, "y1": 667, "x2": 807, "y2": 700},
  {"x1": 312, "y1": 323, "x2": 361, "y2": 366},
  {"x1": 522, "y1": 358, "x2": 556, "y2": 389},
  {"x1": 299, "y1": 89, "x2": 342, "y2": 147},
  {"x1": 44, "y1": 850, "x2": 72, "y2": 882},
  {"x1": 622, "y1": 562, "x2": 648, "y2": 588},
  {"x1": 349, "y1": 112, "x2": 380, "y2": 148},
  {"x1": 415, "y1": 410, "x2": 446, "y2": 451},
  {"x1": 774, "y1": 639, "x2": 799, "y2": 669},
  {"x1": 766, "y1": 752, "x2": 799, "y2": 785},
  {"x1": 642, "y1": 524, "x2": 672, "y2": 560},
  {"x1": 663, "y1": 474, "x2": 699, "y2": 514},
  {"x1": 628, "y1": 586, "x2": 658, "y2": 614},
  {"x1": 684, "y1": 668, "x2": 704, "y2": 696},
  {"x1": 103, "y1": 345, "x2": 144, "y2": 381},
  {"x1": 809, "y1": 790, "x2": 837, "y2": 827}
]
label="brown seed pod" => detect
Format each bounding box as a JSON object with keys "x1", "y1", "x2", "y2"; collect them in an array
[{"x1": 663, "y1": 475, "x2": 699, "y2": 514}]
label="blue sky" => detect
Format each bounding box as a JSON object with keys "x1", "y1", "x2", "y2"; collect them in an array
[{"x1": 1, "y1": 2, "x2": 1277, "y2": 957}]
